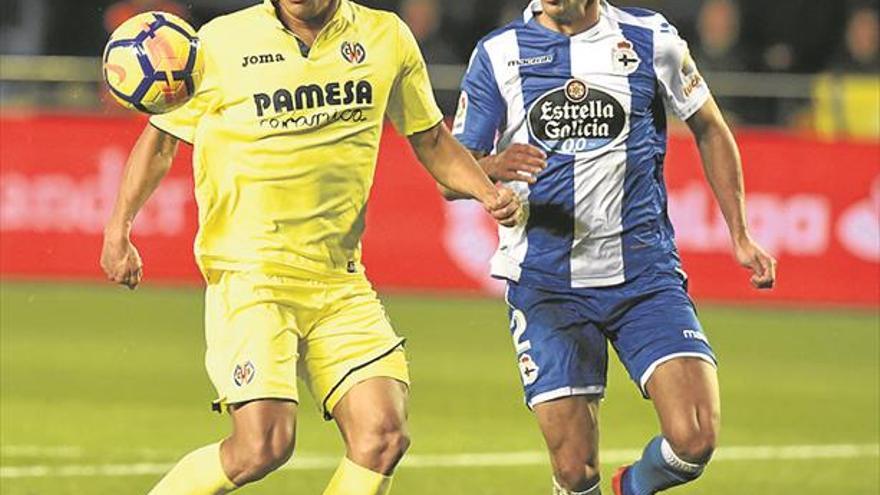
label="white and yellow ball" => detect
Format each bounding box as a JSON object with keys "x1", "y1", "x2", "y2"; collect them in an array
[{"x1": 103, "y1": 12, "x2": 204, "y2": 114}]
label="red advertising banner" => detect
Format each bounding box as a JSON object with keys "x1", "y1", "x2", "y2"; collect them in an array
[{"x1": 1, "y1": 114, "x2": 878, "y2": 306}]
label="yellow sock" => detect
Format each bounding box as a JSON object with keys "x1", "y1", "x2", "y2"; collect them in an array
[
  {"x1": 148, "y1": 443, "x2": 237, "y2": 495},
  {"x1": 322, "y1": 457, "x2": 394, "y2": 495}
]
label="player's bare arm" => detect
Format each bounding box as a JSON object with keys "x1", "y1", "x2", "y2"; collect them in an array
[
  {"x1": 438, "y1": 144, "x2": 548, "y2": 200},
  {"x1": 100, "y1": 124, "x2": 179, "y2": 289},
  {"x1": 409, "y1": 122, "x2": 522, "y2": 227},
  {"x1": 687, "y1": 98, "x2": 778, "y2": 289}
]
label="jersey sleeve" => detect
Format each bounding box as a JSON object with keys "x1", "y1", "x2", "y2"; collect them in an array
[
  {"x1": 386, "y1": 17, "x2": 444, "y2": 136},
  {"x1": 654, "y1": 24, "x2": 711, "y2": 121},
  {"x1": 452, "y1": 43, "x2": 505, "y2": 153},
  {"x1": 149, "y1": 27, "x2": 221, "y2": 144}
]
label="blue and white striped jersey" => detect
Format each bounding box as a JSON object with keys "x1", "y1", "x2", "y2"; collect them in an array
[{"x1": 453, "y1": 0, "x2": 711, "y2": 290}]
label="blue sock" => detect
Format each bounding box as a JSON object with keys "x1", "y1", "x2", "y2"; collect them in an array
[{"x1": 624, "y1": 436, "x2": 704, "y2": 495}]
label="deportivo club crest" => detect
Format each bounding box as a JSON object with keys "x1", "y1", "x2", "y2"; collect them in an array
[
  {"x1": 233, "y1": 361, "x2": 256, "y2": 387},
  {"x1": 341, "y1": 41, "x2": 366, "y2": 64},
  {"x1": 519, "y1": 354, "x2": 539, "y2": 386},
  {"x1": 612, "y1": 40, "x2": 641, "y2": 75}
]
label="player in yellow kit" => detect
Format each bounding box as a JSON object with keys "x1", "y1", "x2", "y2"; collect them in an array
[{"x1": 99, "y1": 1, "x2": 521, "y2": 494}]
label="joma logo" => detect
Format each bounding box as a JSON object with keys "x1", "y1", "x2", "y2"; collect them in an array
[{"x1": 242, "y1": 53, "x2": 286, "y2": 68}]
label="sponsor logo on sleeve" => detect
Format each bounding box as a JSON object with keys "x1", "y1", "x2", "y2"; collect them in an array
[
  {"x1": 452, "y1": 91, "x2": 469, "y2": 135},
  {"x1": 680, "y1": 51, "x2": 705, "y2": 99},
  {"x1": 527, "y1": 78, "x2": 626, "y2": 155}
]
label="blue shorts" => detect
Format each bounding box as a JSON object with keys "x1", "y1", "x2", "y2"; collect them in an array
[{"x1": 505, "y1": 268, "x2": 716, "y2": 408}]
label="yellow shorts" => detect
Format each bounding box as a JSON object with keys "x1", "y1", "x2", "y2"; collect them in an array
[{"x1": 203, "y1": 269, "x2": 409, "y2": 419}]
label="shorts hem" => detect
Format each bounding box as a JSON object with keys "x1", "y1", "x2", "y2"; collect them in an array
[
  {"x1": 211, "y1": 395, "x2": 299, "y2": 414},
  {"x1": 638, "y1": 352, "x2": 717, "y2": 398},
  {"x1": 527, "y1": 385, "x2": 606, "y2": 409},
  {"x1": 321, "y1": 339, "x2": 408, "y2": 420}
]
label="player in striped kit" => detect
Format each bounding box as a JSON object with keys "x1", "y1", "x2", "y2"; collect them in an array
[{"x1": 446, "y1": 1, "x2": 777, "y2": 493}]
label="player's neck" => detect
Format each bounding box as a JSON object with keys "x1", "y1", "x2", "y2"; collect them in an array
[
  {"x1": 274, "y1": 0, "x2": 340, "y2": 46},
  {"x1": 537, "y1": 2, "x2": 601, "y2": 37}
]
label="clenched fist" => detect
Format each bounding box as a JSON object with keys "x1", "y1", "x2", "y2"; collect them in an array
[
  {"x1": 483, "y1": 186, "x2": 523, "y2": 227},
  {"x1": 101, "y1": 231, "x2": 144, "y2": 290},
  {"x1": 734, "y1": 235, "x2": 777, "y2": 290}
]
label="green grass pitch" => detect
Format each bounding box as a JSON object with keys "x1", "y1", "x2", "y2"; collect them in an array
[{"x1": 1, "y1": 281, "x2": 877, "y2": 494}]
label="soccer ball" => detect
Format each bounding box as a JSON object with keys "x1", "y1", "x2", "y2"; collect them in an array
[{"x1": 102, "y1": 12, "x2": 203, "y2": 114}]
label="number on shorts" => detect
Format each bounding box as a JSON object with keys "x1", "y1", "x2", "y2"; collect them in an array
[{"x1": 510, "y1": 309, "x2": 531, "y2": 354}]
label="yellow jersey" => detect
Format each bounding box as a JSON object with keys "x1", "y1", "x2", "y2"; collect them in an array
[{"x1": 151, "y1": 0, "x2": 443, "y2": 277}]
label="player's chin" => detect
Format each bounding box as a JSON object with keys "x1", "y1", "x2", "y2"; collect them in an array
[{"x1": 276, "y1": 0, "x2": 326, "y2": 12}]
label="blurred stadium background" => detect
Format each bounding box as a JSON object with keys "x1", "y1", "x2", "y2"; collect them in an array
[{"x1": 1, "y1": 0, "x2": 878, "y2": 494}]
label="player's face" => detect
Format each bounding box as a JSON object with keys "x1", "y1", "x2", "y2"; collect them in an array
[
  {"x1": 275, "y1": 0, "x2": 337, "y2": 22},
  {"x1": 541, "y1": 0, "x2": 595, "y2": 23}
]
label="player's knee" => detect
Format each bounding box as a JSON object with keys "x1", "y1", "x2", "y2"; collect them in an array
[
  {"x1": 549, "y1": 446, "x2": 600, "y2": 490},
  {"x1": 231, "y1": 424, "x2": 296, "y2": 482},
  {"x1": 553, "y1": 458, "x2": 600, "y2": 491},
  {"x1": 666, "y1": 424, "x2": 718, "y2": 464},
  {"x1": 347, "y1": 421, "x2": 410, "y2": 474}
]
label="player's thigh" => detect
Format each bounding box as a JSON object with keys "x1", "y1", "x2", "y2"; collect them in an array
[
  {"x1": 333, "y1": 377, "x2": 410, "y2": 446},
  {"x1": 221, "y1": 399, "x2": 298, "y2": 480},
  {"x1": 647, "y1": 358, "x2": 720, "y2": 453},
  {"x1": 301, "y1": 274, "x2": 409, "y2": 420},
  {"x1": 204, "y1": 271, "x2": 301, "y2": 411},
  {"x1": 533, "y1": 395, "x2": 600, "y2": 469},
  {"x1": 505, "y1": 282, "x2": 608, "y2": 409},
  {"x1": 609, "y1": 280, "x2": 717, "y2": 399},
  {"x1": 227, "y1": 399, "x2": 299, "y2": 447}
]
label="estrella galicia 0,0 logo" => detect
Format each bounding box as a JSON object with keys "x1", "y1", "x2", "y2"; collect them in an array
[{"x1": 527, "y1": 78, "x2": 626, "y2": 155}]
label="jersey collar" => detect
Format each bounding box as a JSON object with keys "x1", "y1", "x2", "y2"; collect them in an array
[
  {"x1": 523, "y1": 0, "x2": 609, "y2": 23},
  {"x1": 523, "y1": 0, "x2": 610, "y2": 40},
  {"x1": 261, "y1": 0, "x2": 355, "y2": 31}
]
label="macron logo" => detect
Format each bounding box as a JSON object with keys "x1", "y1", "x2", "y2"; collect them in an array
[
  {"x1": 682, "y1": 329, "x2": 708, "y2": 344},
  {"x1": 242, "y1": 53, "x2": 286, "y2": 68},
  {"x1": 508, "y1": 55, "x2": 553, "y2": 68}
]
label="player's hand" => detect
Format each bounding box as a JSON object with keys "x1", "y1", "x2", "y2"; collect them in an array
[
  {"x1": 483, "y1": 186, "x2": 522, "y2": 228},
  {"x1": 483, "y1": 143, "x2": 547, "y2": 184},
  {"x1": 101, "y1": 231, "x2": 144, "y2": 290},
  {"x1": 734, "y1": 235, "x2": 777, "y2": 290}
]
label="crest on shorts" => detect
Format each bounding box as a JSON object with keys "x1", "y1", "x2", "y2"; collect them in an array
[
  {"x1": 341, "y1": 41, "x2": 366, "y2": 64},
  {"x1": 612, "y1": 40, "x2": 641, "y2": 75},
  {"x1": 233, "y1": 361, "x2": 256, "y2": 387},
  {"x1": 518, "y1": 353, "x2": 539, "y2": 386}
]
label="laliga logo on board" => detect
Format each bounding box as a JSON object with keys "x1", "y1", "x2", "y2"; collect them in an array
[
  {"x1": 233, "y1": 361, "x2": 256, "y2": 387},
  {"x1": 341, "y1": 41, "x2": 366, "y2": 64}
]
